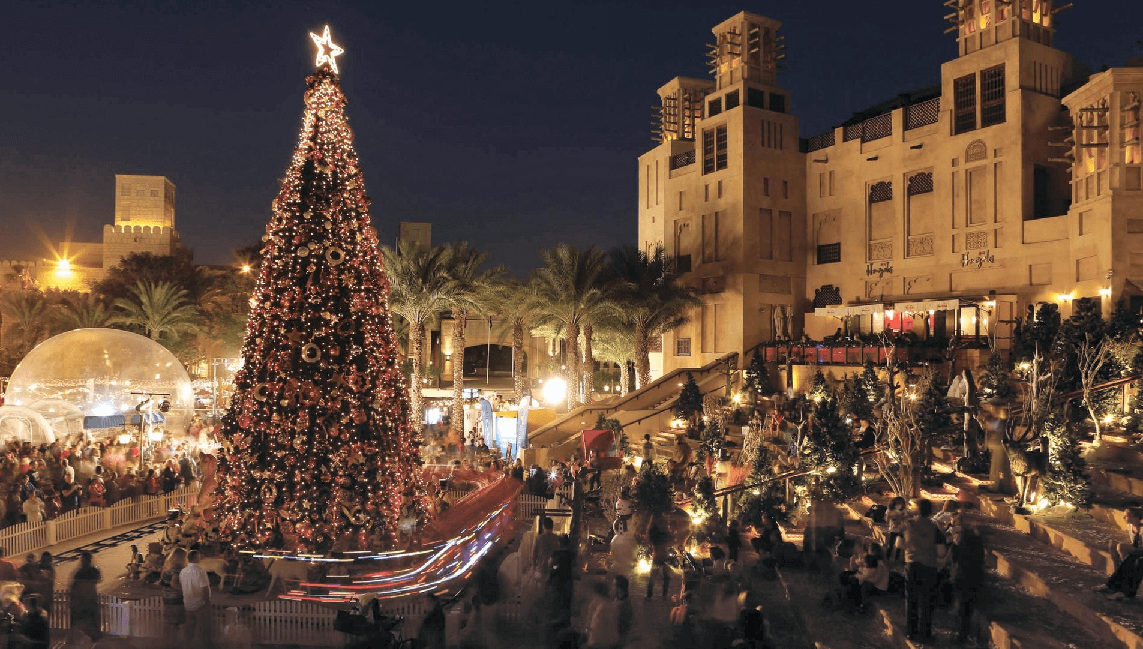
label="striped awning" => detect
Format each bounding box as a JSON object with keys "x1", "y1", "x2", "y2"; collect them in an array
[
  {"x1": 890, "y1": 298, "x2": 961, "y2": 314},
  {"x1": 814, "y1": 303, "x2": 883, "y2": 317}
]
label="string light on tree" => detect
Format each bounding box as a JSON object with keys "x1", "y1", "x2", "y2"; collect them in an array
[{"x1": 212, "y1": 26, "x2": 424, "y2": 554}]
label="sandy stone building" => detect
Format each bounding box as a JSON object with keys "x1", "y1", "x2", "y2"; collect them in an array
[
  {"x1": 2, "y1": 175, "x2": 182, "y2": 292},
  {"x1": 639, "y1": 5, "x2": 1143, "y2": 381}
]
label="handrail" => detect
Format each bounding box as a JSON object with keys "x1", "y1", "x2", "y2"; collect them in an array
[{"x1": 675, "y1": 446, "x2": 888, "y2": 505}]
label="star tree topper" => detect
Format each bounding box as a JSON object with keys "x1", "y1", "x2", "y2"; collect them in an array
[{"x1": 310, "y1": 25, "x2": 345, "y2": 74}]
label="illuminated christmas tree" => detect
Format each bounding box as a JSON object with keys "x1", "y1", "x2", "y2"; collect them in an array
[{"x1": 213, "y1": 27, "x2": 423, "y2": 553}]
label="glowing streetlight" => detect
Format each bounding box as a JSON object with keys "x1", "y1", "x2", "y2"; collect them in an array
[{"x1": 542, "y1": 378, "x2": 567, "y2": 404}]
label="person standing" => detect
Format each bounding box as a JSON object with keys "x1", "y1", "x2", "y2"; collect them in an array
[
  {"x1": 726, "y1": 519, "x2": 742, "y2": 564},
  {"x1": 902, "y1": 499, "x2": 944, "y2": 642},
  {"x1": 69, "y1": 551, "x2": 102, "y2": 642},
  {"x1": 641, "y1": 435, "x2": 654, "y2": 465},
  {"x1": 531, "y1": 517, "x2": 559, "y2": 574},
  {"x1": 21, "y1": 491, "x2": 44, "y2": 524},
  {"x1": 180, "y1": 550, "x2": 212, "y2": 643}
]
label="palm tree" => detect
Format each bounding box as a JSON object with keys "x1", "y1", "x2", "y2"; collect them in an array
[
  {"x1": 607, "y1": 245, "x2": 702, "y2": 390},
  {"x1": 442, "y1": 242, "x2": 504, "y2": 436},
  {"x1": 492, "y1": 278, "x2": 541, "y2": 404},
  {"x1": 382, "y1": 241, "x2": 457, "y2": 430},
  {"x1": 590, "y1": 315, "x2": 637, "y2": 396},
  {"x1": 531, "y1": 244, "x2": 608, "y2": 409},
  {"x1": 0, "y1": 290, "x2": 50, "y2": 354},
  {"x1": 109, "y1": 280, "x2": 201, "y2": 341},
  {"x1": 54, "y1": 291, "x2": 112, "y2": 331}
]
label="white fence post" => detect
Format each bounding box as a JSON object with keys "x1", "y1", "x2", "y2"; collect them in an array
[{"x1": 45, "y1": 520, "x2": 56, "y2": 546}]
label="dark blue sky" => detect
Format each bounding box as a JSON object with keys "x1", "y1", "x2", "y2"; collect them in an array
[{"x1": 3, "y1": 1, "x2": 1139, "y2": 275}]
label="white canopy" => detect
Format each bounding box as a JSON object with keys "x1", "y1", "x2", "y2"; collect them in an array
[{"x1": 0, "y1": 406, "x2": 56, "y2": 446}]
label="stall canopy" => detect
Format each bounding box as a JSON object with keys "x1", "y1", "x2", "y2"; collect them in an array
[
  {"x1": 84, "y1": 415, "x2": 126, "y2": 430},
  {"x1": 130, "y1": 412, "x2": 166, "y2": 425},
  {"x1": 0, "y1": 406, "x2": 56, "y2": 445}
]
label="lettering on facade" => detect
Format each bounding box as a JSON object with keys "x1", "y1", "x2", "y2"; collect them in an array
[
  {"x1": 961, "y1": 249, "x2": 996, "y2": 269},
  {"x1": 866, "y1": 262, "x2": 894, "y2": 278}
]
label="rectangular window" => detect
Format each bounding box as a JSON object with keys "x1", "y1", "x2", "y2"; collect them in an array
[
  {"x1": 678, "y1": 191, "x2": 685, "y2": 210},
  {"x1": 708, "y1": 97, "x2": 723, "y2": 118},
  {"x1": 747, "y1": 87, "x2": 766, "y2": 109},
  {"x1": 817, "y1": 243, "x2": 841, "y2": 264},
  {"x1": 136, "y1": 190, "x2": 146, "y2": 197},
  {"x1": 980, "y1": 64, "x2": 1006, "y2": 127},
  {"x1": 819, "y1": 173, "x2": 826, "y2": 198},
  {"x1": 782, "y1": 180, "x2": 789, "y2": 199},
  {"x1": 702, "y1": 130, "x2": 715, "y2": 174},
  {"x1": 828, "y1": 170, "x2": 835, "y2": 196},
  {"x1": 150, "y1": 189, "x2": 159, "y2": 197},
  {"x1": 763, "y1": 177, "x2": 770, "y2": 196},
  {"x1": 717, "y1": 180, "x2": 723, "y2": 199},
  {"x1": 715, "y1": 125, "x2": 728, "y2": 171},
  {"x1": 655, "y1": 161, "x2": 660, "y2": 205},
  {"x1": 121, "y1": 186, "x2": 130, "y2": 196},
  {"x1": 954, "y1": 73, "x2": 977, "y2": 134},
  {"x1": 675, "y1": 337, "x2": 692, "y2": 356},
  {"x1": 704, "y1": 184, "x2": 710, "y2": 201},
  {"x1": 645, "y1": 165, "x2": 651, "y2": 208},
  {"x1": 769, "y1": 93, "x2": 786, "y2": 113},
  {"x1": 725, "y1": 90, "x2": 740, "y2": 110}
]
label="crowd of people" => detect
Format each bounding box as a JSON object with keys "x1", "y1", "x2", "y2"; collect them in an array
[{"x1": 0, "y1": 438, "x2": 208, "y2": 529}]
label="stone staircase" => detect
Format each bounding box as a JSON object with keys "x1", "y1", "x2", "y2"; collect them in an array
[
  {"x1": 831, "y1": 437, "x2": 1143, "y2": 649},
  {"x1": 527, "y1": 352, "x2": 736, "y2": 460}
]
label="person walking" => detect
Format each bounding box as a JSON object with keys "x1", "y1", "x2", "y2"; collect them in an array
[
  {"x1": 180, "y1": 549, "x2": 212, "y2": 644},
  {"x1": 902, "y1": 499, "x2": 944, "y2": 642},
  {"x1": 952, "y1": 523, "x2": 986, "y2": 642},
  {"x1": 645, "y1": 516, "x2": 672, "y2": 599},
  {"x1": 68, "y1": 551, "x2": 102, "y2": 642},
  {"x1": 21, "y1": 492, "x2": 44, "y2": 524}
]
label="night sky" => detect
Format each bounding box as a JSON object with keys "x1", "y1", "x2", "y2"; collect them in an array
[{"x1": 3, "y1": 1, "x2": 1139, "y2": 276}]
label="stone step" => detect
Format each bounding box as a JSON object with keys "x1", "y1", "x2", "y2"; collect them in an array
[
  {"x1": 876, "y1": 573, "x2": 1108, "y2": 649},
  {"x1": 1091, "y1": 486, "x2": 1143, "y2": 534},
  {"x1": 982, "y1": 516, "x2": 1143, "y2": 649},
  {"x1": 840, "y1": 502, "x2": 1103, "y2": 649},
  {"x1": 1090, "y1": 461, "x2": 1143, "y2": 498},
  {"x1": 848, "y1": 482, "x2": 1143, "y2": 649},
  {"x1": 1091, "y1": 436, "x2": 1143, "y2": 467},
  {"x1": 931, "y1": 448, "x2": 1138, "y2": 576}
]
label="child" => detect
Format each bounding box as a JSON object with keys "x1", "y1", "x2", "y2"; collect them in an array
[
  {"x1": 126, "y1": 545, "x2": 143, "y2": 580},
  {"x1": 886, "y1": 497, "x2": 909, "y2": 561}
]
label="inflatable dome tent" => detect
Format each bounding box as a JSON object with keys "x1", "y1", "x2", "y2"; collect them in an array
[
  {"x1": 0, "y1": 406, "x2": 55, "y2": 446},
  {"x1": 4, "y1": 328, "x2": 194, "y2": 432}
]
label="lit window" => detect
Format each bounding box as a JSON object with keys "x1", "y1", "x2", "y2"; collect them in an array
[
  {"x1": 703, "y1": 125, "x2": 728, "y2": 174},
  {"x1": 676, "y1": 338, "x2": 692, "y2": 356}
]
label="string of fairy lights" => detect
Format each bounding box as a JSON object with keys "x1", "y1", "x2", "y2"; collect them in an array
[{"x1": 213, "y1": 27, "x2": 425, "y2": 553}]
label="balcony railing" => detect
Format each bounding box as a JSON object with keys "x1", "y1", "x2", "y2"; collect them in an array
[
  {"x1": 669, "y1": 150, "x2": 696, "y2": 170},
  {"x1": 805, "y1": 131, "x2": 835, "y2": 153},
  {"x1": 757, "y1": 337, "x2": 983, "y2": 367},
  {"x1": 905, "y1": 97, "x2": 940, "y2": 130}
]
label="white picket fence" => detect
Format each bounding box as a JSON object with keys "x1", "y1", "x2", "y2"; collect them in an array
[
  {"x1": 45, "y1": 589, "x2": 443, "y2": 645},
  {"x1": 0, "y1": 485, "x2": 198, "y2": 557}
]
